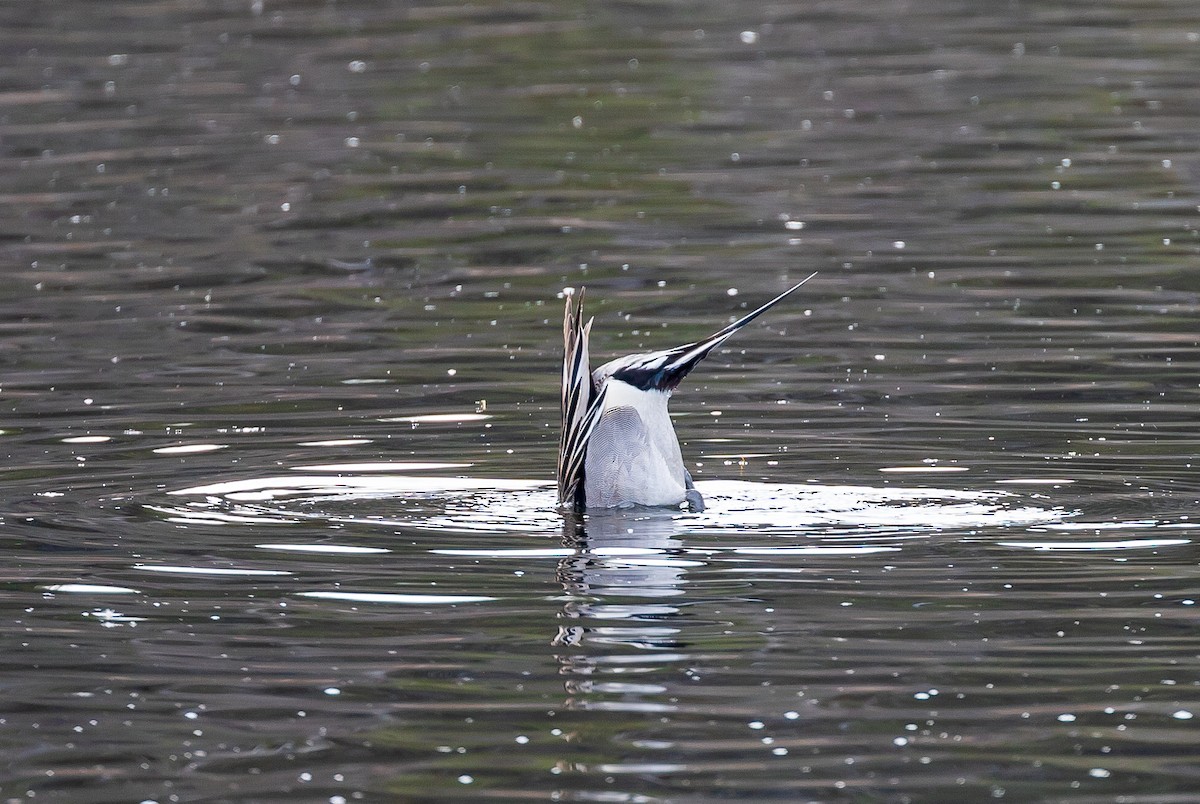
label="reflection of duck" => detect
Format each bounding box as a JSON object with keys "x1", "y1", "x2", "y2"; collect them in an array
[
  {"x1": 557, "y1": 274, "x2": 817, "y2": 513},
  {"x1": 552, "y1": 510, "x2": 693, "y2": 651}
]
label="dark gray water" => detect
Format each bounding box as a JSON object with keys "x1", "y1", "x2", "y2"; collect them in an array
[{"x1": 2, "y1": 1, "x2": 1199, "y2": 801}]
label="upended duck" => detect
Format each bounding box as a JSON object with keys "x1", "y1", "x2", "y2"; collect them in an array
[{"x1": 558, "y1": 273, "x2": 817, "y2": 512}]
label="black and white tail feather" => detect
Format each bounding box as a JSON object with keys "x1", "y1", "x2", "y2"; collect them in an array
[
  {"x1": 557, "y1": 273, "x2": 817, "y2": 512},
  {"x1": 557, "y1": 289, "x2": 607, "y2": 510}
]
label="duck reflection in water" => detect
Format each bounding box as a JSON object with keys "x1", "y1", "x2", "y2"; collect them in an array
[{"x1": 552, "y1": 509, "x2": 698, "y2": 688}]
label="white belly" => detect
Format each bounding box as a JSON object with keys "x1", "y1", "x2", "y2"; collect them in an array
[{"x1": 583, "y1": 380, "x2": 688, "y2": 508}]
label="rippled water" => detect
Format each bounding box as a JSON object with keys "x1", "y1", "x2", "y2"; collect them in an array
[{"x1": 2, "y1": 0, "x2": 1199, "y2": 801}]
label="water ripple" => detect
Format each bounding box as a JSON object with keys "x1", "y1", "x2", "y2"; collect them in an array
[{"x1": 157, "y1": 472, "x2": 1068, "y2": 541}]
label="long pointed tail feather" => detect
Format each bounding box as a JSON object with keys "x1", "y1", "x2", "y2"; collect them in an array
[
  {"x1": 654, "y1": 272, "x2": 818, "y2": 391},
  {"x1": 706, "y1": 272, "x2": 819, "y2": 342}
]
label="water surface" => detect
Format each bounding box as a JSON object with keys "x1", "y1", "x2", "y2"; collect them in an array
[{"x1": 2, "y1": 0, "x2": 1199, "y2": 801}]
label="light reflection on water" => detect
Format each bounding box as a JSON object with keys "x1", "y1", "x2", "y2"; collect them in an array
[{"x1": 27, "y1": 466, "x2": 1200, "y2": 801}]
